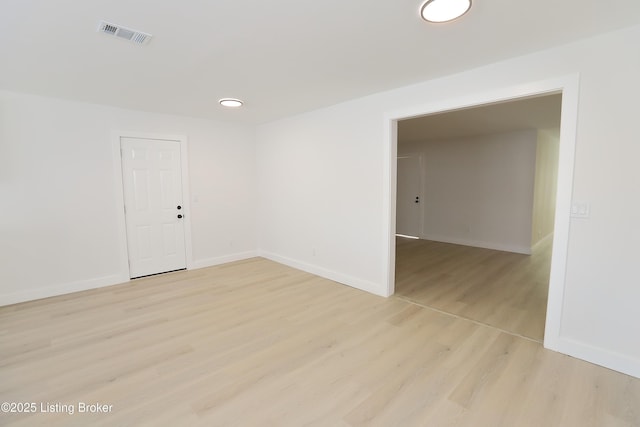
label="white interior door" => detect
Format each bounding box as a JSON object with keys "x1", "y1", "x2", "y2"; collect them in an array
[
  {"x1": 396, "y1": 154, "x2": 422, "y2": 238},
  {"x1": 121, "y1": 137, "x2": 186, "y2": 278}
]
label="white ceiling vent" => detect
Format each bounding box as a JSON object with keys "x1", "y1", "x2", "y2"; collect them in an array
[{"x1": 97, "y1": 21, "x2": 152, "y2": 45}]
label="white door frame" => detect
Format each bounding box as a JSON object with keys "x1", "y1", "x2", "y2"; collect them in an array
[
  {"x1": 112, "y1": 131, "x2": 194, "y2": 282},
  {"x1": 382, "y1": 74, "x2": 580, "y2": 352},
  {"x1": 396, "y1": 152, "x2": 424, "y2": 239}
]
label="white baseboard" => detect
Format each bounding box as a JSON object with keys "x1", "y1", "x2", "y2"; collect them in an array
[
  {"x1": 421, "y1": 233, "x2": 532, "y2": 255},
  {"x1": 190, "y1": 250, "x2": 259, "y2": 270},
  {"x1": 259, "y1": 251, "x2": 386, "y2": 297},
  {"x1": 0, "y1": 273, "x2": 128, "y2": 307},
  {"x1": 555, "y1": 336, "x2": 640, "y2": 379},
  {"x1": 1, "y1": 251, "x2": 259, "y2": 307}
]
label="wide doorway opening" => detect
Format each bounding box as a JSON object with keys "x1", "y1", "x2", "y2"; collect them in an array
[{"x1": 394, "y1": 93, "x2": 562, "y2": 342}]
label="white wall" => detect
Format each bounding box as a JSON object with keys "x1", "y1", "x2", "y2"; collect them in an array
[
  {"x1": 256, "y1": 24, "x2": 640, "y2": 377},
  {"x1": 0, "y1": 90, "x2": 257, "y2": 305},
  {"x1": 399, "y1": 130, "x2": 537, "y2": 254},
  {"x1": 256, "y1": 109, "x2": 384, "y2": 292}
]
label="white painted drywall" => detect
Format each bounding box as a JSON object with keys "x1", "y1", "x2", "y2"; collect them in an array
[
  {"x1": 398, "y1": 130, "x2": 537, "y2": 254},
  {"x1": 255, "y1": 24, "x2": 640, "y2": 377},
  {"x1": 0, "y1": 90, "x2": 256, "y2": 304},
  {"x1": 255, "y1": 108, "x2": 384, "y2": 293}
]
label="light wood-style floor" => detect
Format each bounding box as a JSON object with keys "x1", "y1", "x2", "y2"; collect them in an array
[
  {"x1": 2, "y1": 257, "x2": 639, "y2": 426},
  {"x1": 396, "y1": 237, "x2": 552, "y2": 341}
]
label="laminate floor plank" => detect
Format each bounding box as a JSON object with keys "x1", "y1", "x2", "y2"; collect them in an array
[
  {"x1": 1, "y1": 257, "x2": 638, "y2": 426},
  {"x1": 395, "y1": 237, "x2": 551, "y2": 341}
]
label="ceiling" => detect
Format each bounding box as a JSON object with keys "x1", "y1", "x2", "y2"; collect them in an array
[
  {"x1": 1, "y1": 1, "x2": 639, "y2": 124},
  {"x1": 398, "y1": 93, "x2": 562, "y2": 143}
]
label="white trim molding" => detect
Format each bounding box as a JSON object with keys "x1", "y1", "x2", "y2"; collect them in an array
[
  {"x1": 420, "y1": 234, "x2": 532, "y2": 255},
  {"x1": 556, "y1": 337, "x2": 640, "y2": 380},
  {"x1": 0, "y1": 274, "x2": 126, "y2": 307},
  {"x1": 111, "y1": 131, "x2": 194, "y2": 280},
  {"x1": 383, "y1": 74, "x2": 580, "y2": 357},
  {"x1": 191, "y1": 251, "x2": 259, "y2": 270},
  {"x1": 259, "y1": 251, "x2": 386, "y2": 297}
]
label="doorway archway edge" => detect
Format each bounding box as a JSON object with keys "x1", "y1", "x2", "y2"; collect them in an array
[{"x1": 381, "y1": 74, "x2": 580, "y2": 352}]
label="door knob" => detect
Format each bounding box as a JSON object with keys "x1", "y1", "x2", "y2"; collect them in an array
[
  {"x1": 177, "y1": 205, "x2": 182, "y2": 210},
  {"x1": 177, "y1": 214, "x2": 183, "y2": 219},
  {"x1": 415, "y1": 196, "x2": 420, "y2": 203}
]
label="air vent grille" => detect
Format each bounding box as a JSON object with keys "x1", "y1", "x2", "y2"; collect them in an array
[
  {"x1": 97, "y1": 21, "x2": 152, "y2": 45},
  {"x1": 102, "y1": 23, "x2": 118, "y2": 35}
]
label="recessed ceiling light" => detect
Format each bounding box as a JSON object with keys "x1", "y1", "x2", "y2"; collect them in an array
[
  {"x1": 420, "y1": 0, "x2": 471, "y2": 23},
  {"x1": 219, "y1": 98, "x2": 244, "y2": 108}
]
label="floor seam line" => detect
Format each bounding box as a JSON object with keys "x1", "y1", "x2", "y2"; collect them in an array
[{"x1": 393, "y1": 295, "x2": 543, "y2": 345}]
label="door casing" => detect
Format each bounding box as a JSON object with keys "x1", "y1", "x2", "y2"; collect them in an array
[
  {"x1": 112, "y1": 131, "x2": 193, "y2": 282},
  {"x1": 120, "y1": 137, "x2": 186, "y2": 278},
  {"x1": 396, "y1": 153, "x2": 423, "y2": 238},
  {"x1": 382, "y1": 75, "x2": 580, "y2": 354}
]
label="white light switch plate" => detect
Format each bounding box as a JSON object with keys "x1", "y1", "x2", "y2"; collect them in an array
[{"x1": 571, "y1": 202, "x2": 590, "y2": 218}]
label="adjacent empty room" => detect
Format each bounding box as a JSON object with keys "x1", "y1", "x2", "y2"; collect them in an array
[{"x1": 394, "y1": 94, "x2": 562, "y2": 342}]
